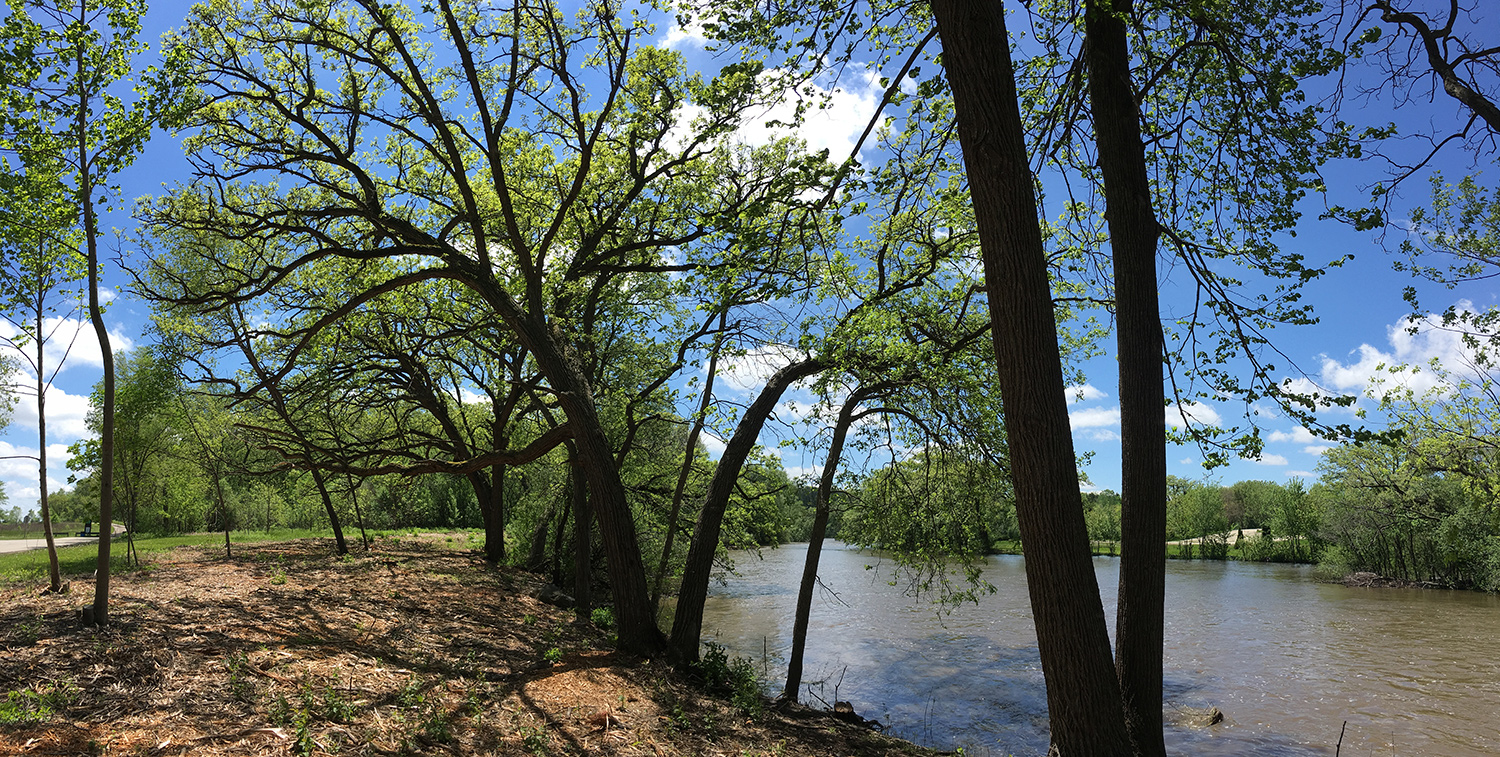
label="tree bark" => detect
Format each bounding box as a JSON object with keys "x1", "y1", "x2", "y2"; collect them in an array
[
  {"x1": 1085, "y1": 0, "x2": 1168, "y2": 753},
  {"x1": 37, "y1": 305, "x2": 62, "y2": 593},
  {"x1": 782, "y1": 390, "x2": 868, "y2": 701},
  {"x1": 669, "y1": 357, "x2": 825, "y2": 662},
  {"x1": 80, "y1": 32, "x2": 115, "y2": 626},
  {"x1": 929, "y1": 0, "x2": 1132, "y2": 753},
  {"x1": 571, "y1": 447, "x2": 593, "y2": 622}
]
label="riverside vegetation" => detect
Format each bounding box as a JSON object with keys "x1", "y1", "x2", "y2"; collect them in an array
[{"x1": 2, "y1": 0, "x2": 1499, "y2": 755}]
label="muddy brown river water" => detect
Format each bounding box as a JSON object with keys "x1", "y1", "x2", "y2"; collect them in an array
[{"x1": 698, "y1": 542, "x2": 1500, "y2": 756}]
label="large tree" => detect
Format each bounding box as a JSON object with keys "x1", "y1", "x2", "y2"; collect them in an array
[
  {"x1": 142, "y1": 0, "x2": 831, "y2": 654},
  {"x1": 928, "y1": 0, "x2": 1132, "y2": 752}
]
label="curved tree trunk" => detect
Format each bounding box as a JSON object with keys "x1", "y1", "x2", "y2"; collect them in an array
[
  {"x1": 930, "y1": 0, "x2": 1132, "y2": 752},
  {"x1": 80, "y1": 43, "x2": 115, "y2": 626},
  {"x1": 669, "y1": 357, "x2": 825, "y2": 662}
]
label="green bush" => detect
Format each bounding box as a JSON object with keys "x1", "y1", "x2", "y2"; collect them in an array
[{"x1": 693, "y1": 642, "x2": 763, "y2": 718}]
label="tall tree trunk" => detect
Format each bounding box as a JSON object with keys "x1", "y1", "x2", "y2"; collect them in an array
[
  {"x1": 80, "y1": 40, "x2": 115, "y2": 627},
  {"x1": 552, "y1": 473, "x2": 572, "y2": 586},
  {"x1": 36, "y1": 305, "x2": 62, "y2": 593},
  {"x1": 527, "y1": 499, "x2": 556, "y2": 572},
  {"x1": 929, "y1": 0, "x2": 1132, "y2": 753},
  {"x1": 528, "y1": 327, "x2": 664, "y2": 654},
  {"x1": 1086, "y1": 0, "x2": 1168, "y2": 753},
  {"x1": 782, "y1": 390, "x2": 866, "y2": 701},
  {"x1": 669, "y1": 357, "x2": 825, "y2": 662},
  {"x1": 652, "y1": 313, "x2": 727, "y2": 612}
]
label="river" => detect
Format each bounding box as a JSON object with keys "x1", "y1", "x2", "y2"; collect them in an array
[{"x1": 697, "y1": 542, "x2": 1500, "y2": 756}]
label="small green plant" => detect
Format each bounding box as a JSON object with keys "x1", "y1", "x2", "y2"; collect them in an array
[
  {"x1": 293, "y1": 710, "x2": 315, "y2": 756},
  {"x1": 589, "y1": 607, "x2": 614, "y2": 629},
  {"x1": 269, "y1": 693, "x2": 294, "y2": 726},
  {"x1": 543, "y1": 647, "x2": 563, "y2": 664},
  {"x1": 519, "y1": 724, "x2": 550, "y2": 756},
  {"x1": 269, "y1": 569, "x2": 287, "y2": 586},
  {"x1": 395, "y1": 677, "x2": 427, "y2": 709},
  {"x1": 422, "y1": 707, "x2": 453, "y2": 743},
  {"x1": 692, "y1": 642, "x2": 764, "y2": 718},
  {"x1": 224, "y1": 652, "x2": 255, "y2": 702},
  {"x1": 322, "y1": 683, "x2": 355, "y2": 723},
  {"x1": 0, "y1": 680, "x2": 78, "y2": 724},
  {"x1": 522, "y1": 614, "x2": 537, "y2": 626}
]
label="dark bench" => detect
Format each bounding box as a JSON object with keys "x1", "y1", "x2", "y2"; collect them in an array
[{"x1": 76, "y1": 528, "x2": 96, "y2": 537}]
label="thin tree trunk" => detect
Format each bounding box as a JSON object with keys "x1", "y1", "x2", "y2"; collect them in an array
[
  {"x1": 652, "y1": 313, "x2": 726, "y2": 611},
  {"x1": 551, "y1": 476, "x2": 572, "y2": 586},
  {"x1": 80, "y1": 33, "x2": 116, "y2": 626},
  {"x1": 36, "y1": 305, "x2": 62, "y2": 593},
  {"x1": 346, "y1": 475, "x2": 371, "y2": 551},
  {"x1": 670, "y1": 358, "x2": 824, "y2": 662},
  {"x1": 1086, "y1": 0, "x2": 1168, "y2": 752},
  {"x1": 308, "y1": 468, "x2": 348, "y2": 554},
  {"x1": 783, "y1": 391, "x2": 866, "y2": 701},
  {"x1": 929, "y1": 0, "x2": 1132, "y2": 752}
]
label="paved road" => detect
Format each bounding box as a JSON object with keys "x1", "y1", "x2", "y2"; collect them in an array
[{"x1": 0, "y1": 526, "x2": 126, "y2": 555}]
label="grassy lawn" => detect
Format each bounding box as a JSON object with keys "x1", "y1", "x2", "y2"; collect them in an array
[
  {"x1": 0, "y1": 529, "x2": 338, "y2": 583},
  {"x1": 0, "y1": 527, "x2": 490, "y2": 584},
  {"x1": 0, "y1": 524, "x2": 86, "y2": 540}
]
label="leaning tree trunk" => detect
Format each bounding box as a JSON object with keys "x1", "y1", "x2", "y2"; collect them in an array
[
  {"x1": 1087, "y1": 0, "x2": 1169, "y2": 753},
  {"x1": 651, "y1": 314, "x2": 726, "y2": 612},
  {"x1": 670, "y1": 358, "x2": 825, "y2": 662},
  {"x1": 783, "y1": 390, "x2": 867, "y2": 701},
  {"x1": 929, "y1": 0, "x2": 1132, "y2": 753}
]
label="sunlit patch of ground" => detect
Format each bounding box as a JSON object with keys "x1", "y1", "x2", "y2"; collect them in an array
[{"x1": 0, "y1": 538, "x2": 930, "y2": 756}]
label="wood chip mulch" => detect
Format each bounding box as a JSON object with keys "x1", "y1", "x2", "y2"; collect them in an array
[{"x1": 0, "y1": 537, "x2": 932, "y2": 757}]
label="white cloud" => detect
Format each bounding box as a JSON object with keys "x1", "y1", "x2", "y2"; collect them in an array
[
  {"x1": 7, "y1": 379, "x2": 95, "y2": 441},
  {"x1": 1069, "y1": 405, "x2": 1120, "y2": 429},
  {"x1": 1286, "y1": 470, "x2": 1316, "y2": 478},
  {"x1": 1179, "y1": 457, "x2": 1196, "y2": 465},
  {"x1": 1086, "y1": 429, "x2": 1121, "y2": 442},
  {"x1": 0, "y1": 316, "x2": 134, "y2": 375},
  {"x1": 700, "y1": 432, "x2": 727, "y2": 459},
  {"x1": 718, "y1": 345, "x2": 809, "y2": 394},
  {"x1": 668, "y1": 68, "x2": 884, "y2": 164},
  {"x1": 1066, "y1": 383, "x2": 1108, "y2": 404},
  {"x1": 1314, "y1": 301, "x2": 1495, "y2": 400},
  {"x1": 1165, "y1": 401, "x2": 1222, "y2": 429},
  {"x1": 0, "y1": 441, "x2": 76, "y2": 516},
  {"x1": 1266, "y1": 426, "x2": 1318, "y2": 445},
  {"x1": 659, "y1": 20, "x2": 709, "y2": 49},
  {"x1": 1301, "y1": 444, "x2": 1335, "y2": 456},
  {"x1": 1254, "y1": 453, "x2": 1289, "y2": 466}
]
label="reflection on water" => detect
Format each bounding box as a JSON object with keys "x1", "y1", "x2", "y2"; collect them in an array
[{"x1": 699, "y1": 542, "x2": 1500, "y2": 756}]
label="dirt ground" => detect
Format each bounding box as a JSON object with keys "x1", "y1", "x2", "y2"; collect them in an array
[{"x1": 0, "y1": 537, "x2": 933, "y2": 757}]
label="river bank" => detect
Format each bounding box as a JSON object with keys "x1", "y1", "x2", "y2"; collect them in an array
[{"x1": 0, "y1": 537, "x2": 928, "y2": 756}]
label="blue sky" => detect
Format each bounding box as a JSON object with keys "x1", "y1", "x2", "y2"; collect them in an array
[{"x1": 2, "y1": 2, "x2": 1493, "y2": 515}]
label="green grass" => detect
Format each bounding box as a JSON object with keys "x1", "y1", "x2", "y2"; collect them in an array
[
  {"x1": 0, "y1": 523, "x2": 86, "y2": 540},
  {"x1": 0, "y1": 528, "x2": 339, "y2": 582}
]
